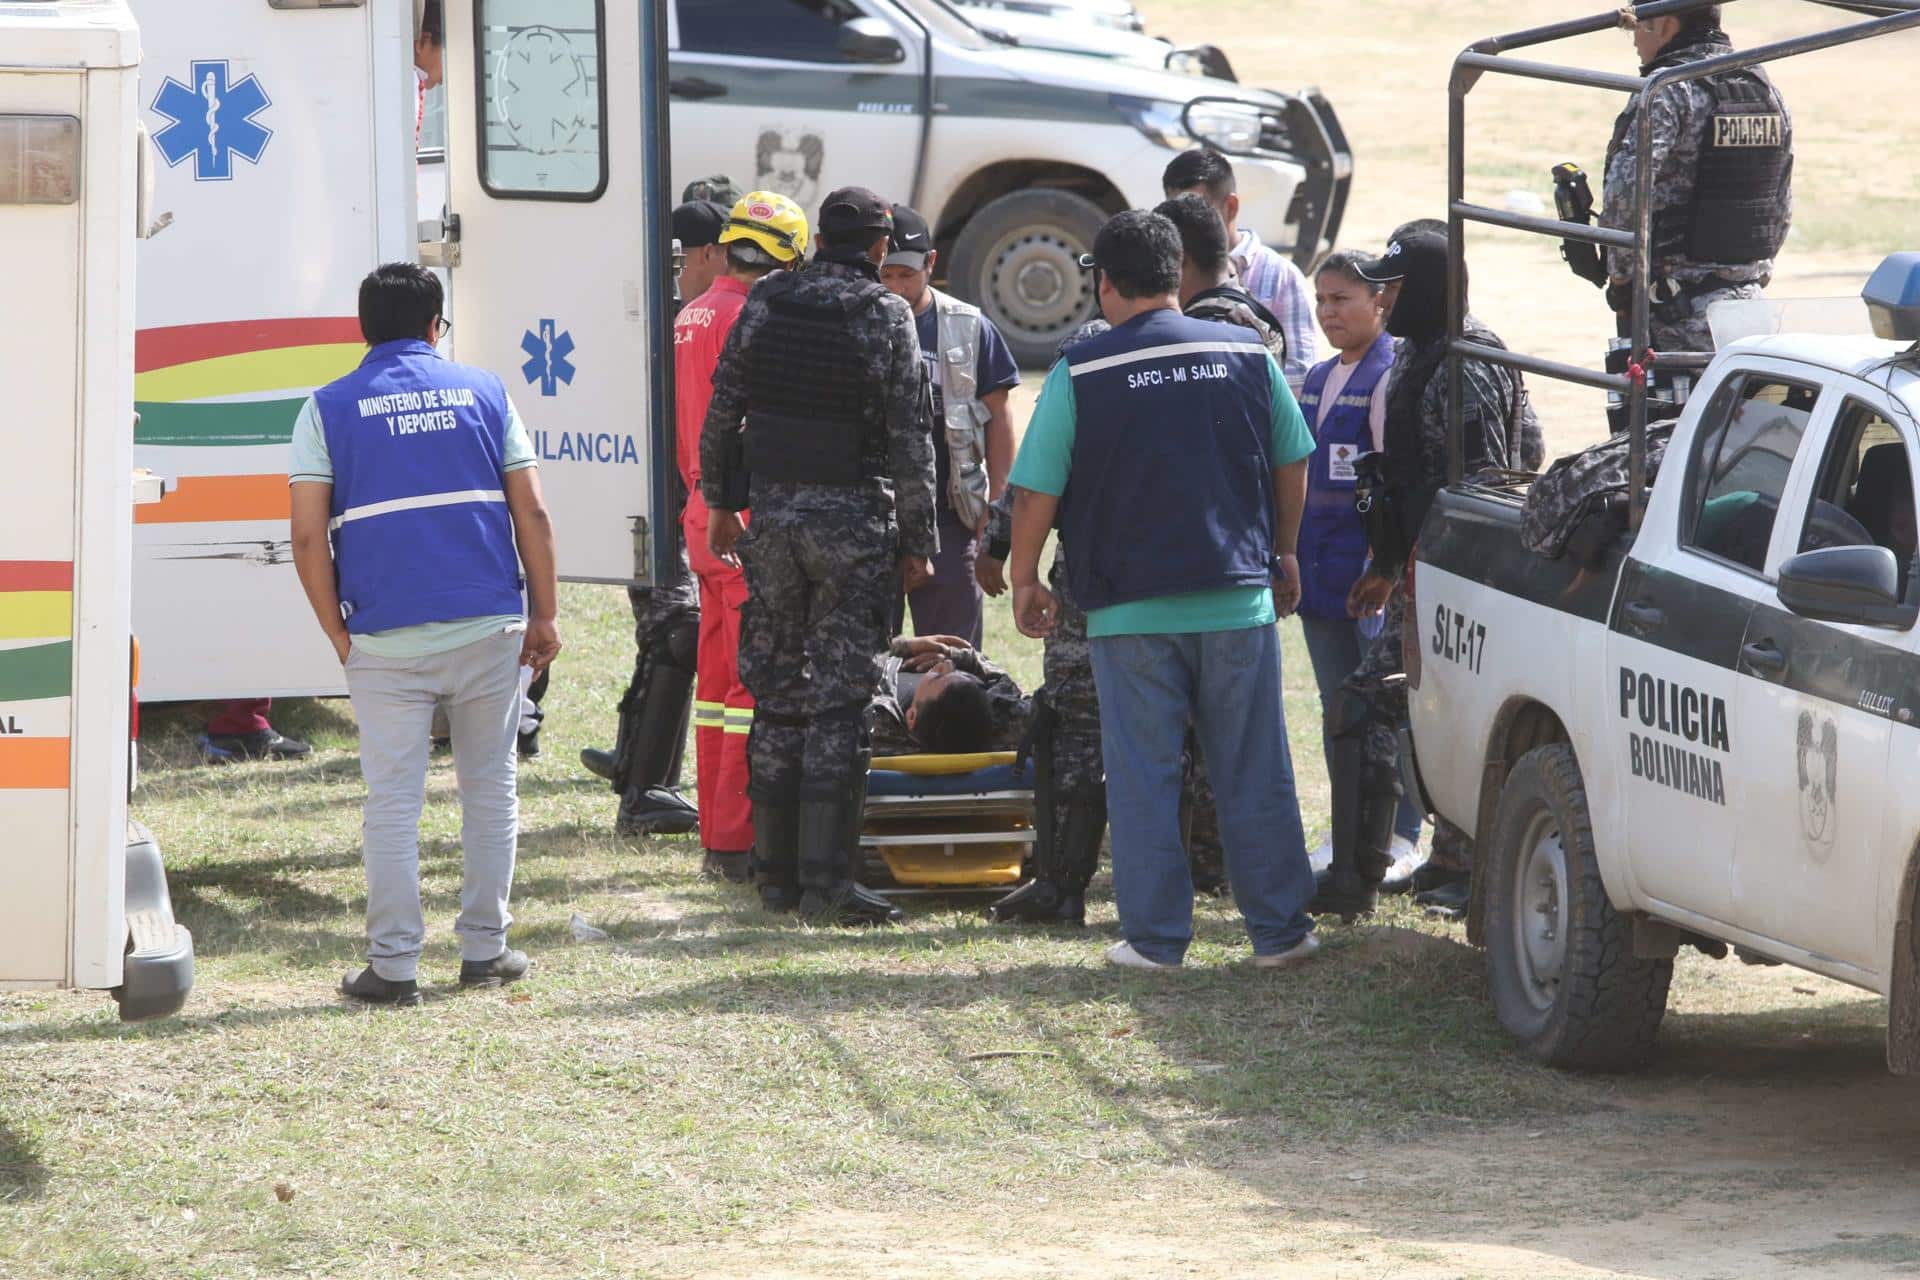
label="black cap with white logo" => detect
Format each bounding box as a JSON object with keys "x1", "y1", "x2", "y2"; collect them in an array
[{"x1": 885, "y1": 204, "x2": 933, "y2": 270}]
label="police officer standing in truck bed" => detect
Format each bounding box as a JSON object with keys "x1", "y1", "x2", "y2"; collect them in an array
[{"x1": 1600, "y1": 4, "x2": 1792, "y2": 352}]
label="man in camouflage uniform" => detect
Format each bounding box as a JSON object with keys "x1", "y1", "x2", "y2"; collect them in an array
[
  {"x1": 1316, "y1": 227, "x2": 1540, "y2": 921},
  {"x1": 701, "y1": 186, "x2": 938, "y2": 927},
  {"x1": 867, "y1": 635, "x2": 1029, "y2": 758},
  {"x1": 1600, "y1": 6, "x2": 1792, "y2": 352}
]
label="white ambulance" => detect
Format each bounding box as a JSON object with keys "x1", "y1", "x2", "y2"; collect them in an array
[
  {"x1": 1, "y1": 0, "x2": 189, "y2": 1019},
  {"x1": 130, "y1": 0, "x2": 677, "y2": 705}
]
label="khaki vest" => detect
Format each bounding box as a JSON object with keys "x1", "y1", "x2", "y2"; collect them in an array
[{"x1": 928, "y1": 287, "x2": 989, "y2": 529}]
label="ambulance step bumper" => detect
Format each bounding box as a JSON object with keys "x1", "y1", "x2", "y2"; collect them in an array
[{"x1": 112, "y1": 822, "x2": 194, "y2": 1022}]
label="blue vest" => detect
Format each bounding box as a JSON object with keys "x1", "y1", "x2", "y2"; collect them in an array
[
  {"x1": 314, "y1": 340, "x2": 524, "y2": 634},
  {"x1": 1296, "y1": 333, "x2": 1395, "y2": 619},
  {"x1": 1059, "y1": 309, "x2": 1277, "y2": 612}
]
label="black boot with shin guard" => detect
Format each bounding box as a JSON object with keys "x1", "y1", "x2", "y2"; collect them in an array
[
  {"x1": 749, "y1": 782, "x2": 801, "y2": 913},
  {"x1": 1308, "y1": 691, "x2": 1399, "y2": 921},
  {"x1": 611, "y1": 615, "x2": 700, "y2": 837},
  {"x1": 796, "y1": 747, "x2": 901, "y2": 927},
  {"x1": 991, "y1": 694, "x2": 1102, "y2": 925}
]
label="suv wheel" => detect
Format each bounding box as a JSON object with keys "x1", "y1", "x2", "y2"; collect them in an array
[
  {"x1": 1485, "y1": 744, "x2": 1672, "y2": 1072},
  {"x1": 946, "y1": 188, "x2": 1108, "y2": 367}
]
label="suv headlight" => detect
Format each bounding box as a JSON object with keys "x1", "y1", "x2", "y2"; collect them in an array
[
  {"x1": 1182, "y1": 99, "x2": 1262, "y2": 154},
  {"x1": 1111, "y1": 95, "x2": 1190, "y2": 149}
]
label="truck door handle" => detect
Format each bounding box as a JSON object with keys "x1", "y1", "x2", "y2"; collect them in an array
[
  {"x1": 1622, "y1": 600, "x2": 1664, "y2": 631},
  {"x1": 670, "y1": 77, "x2": 727, "y2": 100},
  {"x1": 1740, "y1": 639, "x2": 1787, "y2": 679}
]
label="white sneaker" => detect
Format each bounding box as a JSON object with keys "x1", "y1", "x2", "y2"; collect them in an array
[
  {"x1": 1251, "y1": 934, "x2": 1321, "y2": 969},
  {"x1": 1106, "y1": 941, "x2": 1180, "y2": 970},
  {"x1": 1307, "y1": 837, "x2": 1333, "y2": 876},
  {"x1": 1384, "y1": 835, "x2": 1426, "y2": 885}
]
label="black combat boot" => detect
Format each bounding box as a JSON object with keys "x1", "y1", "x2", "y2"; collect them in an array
[
  {"x1": 749, "y1": 784, "x2": 801, "y2": 912},
  {"x1": 1307, "y1": 695, "x2": 1398, "y2": 922},
  {"x1": 609, "y1": 615, "x2": 699, "y2": 836},
  {"x1": 990, "y1": 784, "x2": 1103, "y2": 926},
  {"x1": 796, "y1": 768, "x2": 901, "y2": 927}
]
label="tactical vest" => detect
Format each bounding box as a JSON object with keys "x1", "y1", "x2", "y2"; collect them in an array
[
  {"x1": 314, "y1": 340, "x2": 524, "y2": 635},
  {"x1": 742, "y1": 270, "x2": 891, "y2": 486},
  {"x1": 1608, "y1": 36, "x2": 1791, "y2": 267},
  {"x1": 1058, "y1": 310, "x2": 1278, "y2": 612},
  {"x1": 928, "y1": 287, "x2": 990, "y2": 529},
  {"x1": 1185, "y1": 282, "x2": 1288, "y2": 369},
  {"x1": 1296, "y1": 333, "x2": 1395, "y2": 619}
]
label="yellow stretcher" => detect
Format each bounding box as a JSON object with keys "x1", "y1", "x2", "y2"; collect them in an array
[{"x1": 862, "y1": 751, "x2": 1035, "y2": 890}]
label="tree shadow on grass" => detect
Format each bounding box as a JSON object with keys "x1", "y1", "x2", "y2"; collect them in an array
[{"x1": 0, "y1": 1115, "x2": 47, "y2": 1203}]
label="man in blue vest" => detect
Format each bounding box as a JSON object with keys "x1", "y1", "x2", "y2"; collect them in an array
[
  {"x1": 1006, "y1": 209, "x2": 1318, "y2": 970},
  {"x1": 290, "y1": 262, "x2": 561, "y2": 1007}
]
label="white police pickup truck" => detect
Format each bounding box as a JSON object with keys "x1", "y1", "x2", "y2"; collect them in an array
[
  {"x1": 665, "y1": 0, "x2": 1349, "y2": 364},
  {"x1": 1405, "y1": 258, "x2": 1920, "y2": 1073}
]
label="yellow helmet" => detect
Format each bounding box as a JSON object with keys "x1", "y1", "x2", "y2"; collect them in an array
[{"x1": 718, "y1": 190, "x2": 810, "y2": 264}]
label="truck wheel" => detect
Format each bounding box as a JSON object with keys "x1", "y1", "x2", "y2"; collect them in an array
[
  {"x1": 1485, "y1": 744, "x2": 1672, "y2": 1072},
  {"x1": 946, "y1": 188, "x2": 1108, "y2": 367}
]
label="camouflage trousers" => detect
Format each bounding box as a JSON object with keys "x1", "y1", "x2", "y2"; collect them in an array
[
  {"x1": 737, "y1": 498, "x2": 896, "y2": 798},
  {"x1": 1042, "y1": 553, "x2": 1226, "y2": 889},
  {"x1": 1649, "y1": 279, "x2": 1762, "y2": 353},
  {"x1": 1344, "y1": 586, "x2": 1472, "y2": 873},
  {"x1": 629, "y1": 537, "x2": 701, "y2": 660}
]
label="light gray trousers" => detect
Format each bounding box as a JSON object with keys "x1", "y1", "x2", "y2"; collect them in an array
[{"x1": 346, "y1": 628, "x2": 523, "y2": 981}]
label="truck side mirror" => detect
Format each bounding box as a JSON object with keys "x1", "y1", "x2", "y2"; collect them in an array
[
  {"x1": 1777, "y1": 544, "x2": 1915, "y2": 629},
  {"x1": 838, "y1": 17, "x2": 905, "y2": 64}
]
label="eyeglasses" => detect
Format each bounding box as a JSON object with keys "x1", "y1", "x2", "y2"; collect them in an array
[{"x1": 437, "y1": 316, "x2": 453, "y2": 338}]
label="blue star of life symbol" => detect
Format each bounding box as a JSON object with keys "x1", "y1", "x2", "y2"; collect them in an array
[
  {"x1": 521, "y1": 320, "x2": 576, "y2": 397},
  {"x1": 150, "y1": 60, "x2": 273, "y2": 182}
]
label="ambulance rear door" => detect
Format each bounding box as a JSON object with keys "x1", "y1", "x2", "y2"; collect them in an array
[
  {"x1": 442, "y1": 1, "x2": 674, "y2": 586},
  {"x1": 130, "y1": 0, "x2": 417, "y2": 700}
]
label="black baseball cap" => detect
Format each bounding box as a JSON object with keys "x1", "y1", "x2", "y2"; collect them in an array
[
  {"x1": 885, "y1": 204, "x2": 933, "y2": 270},
  {"x1": 681, "y1": 174, "x2": 742, "y2": 206},
  {"x1": 671, "y1": 200, "x2": 729, "y2": 249},
  {"x1": 1355, "y1": 230, "x2": 1447, "y2": 283},
  {"x1": 817, "y1": 186, "x2": 894, "y2": 239}
]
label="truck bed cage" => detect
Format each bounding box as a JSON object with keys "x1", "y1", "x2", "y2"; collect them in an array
[{"x1": 1446, "y1": 0, "x2": 1920, "y2": 526}]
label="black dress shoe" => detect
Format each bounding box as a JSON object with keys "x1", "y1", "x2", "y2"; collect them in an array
[
  {"x1": 340, "y1": 967, "x2": 421, "y2": 1007},
  {"x1": 702, "y1": 850, "x2": 753, "y2": 884},
  {"x1": 987, "y1": 879, "x2": 1086, "y2": 926},
  {"x1": 1414, "y1": 875, "x2": 1471, "y2": 920},
  {"x1": 580, "y1": 747, "x2": 616, "y2": 781},
  {"x1": 459, "y1": 948, "x2": 530, "y2": 988},
  {"x1": 204, "y1": 729, "x2": 313, "y2": 762}
]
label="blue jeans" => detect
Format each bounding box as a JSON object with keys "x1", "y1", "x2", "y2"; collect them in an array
[
  {"x1": 1089, "y1": 625, "x2": 1315, "y2": 965},
  {"x1": 1297, "y1": 614, "x2": 1422, "y2": 842}
]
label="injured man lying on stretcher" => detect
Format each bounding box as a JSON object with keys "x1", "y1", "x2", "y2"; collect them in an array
[{"x1": 867, "y1": 636, "x2": 1031, "y2": 757}]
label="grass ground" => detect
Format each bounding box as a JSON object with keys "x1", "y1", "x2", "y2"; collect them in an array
[{"x1": 8, "y1": 2, "x2": 1920, "y2": 1275}]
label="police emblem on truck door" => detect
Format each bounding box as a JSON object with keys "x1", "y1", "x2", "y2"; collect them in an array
[{"x1": 1796, "y1": 710, "x2": 1838, "y2": 859}]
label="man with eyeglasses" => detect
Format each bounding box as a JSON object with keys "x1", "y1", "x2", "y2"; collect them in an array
[{"x1": 289, "y1": 261, "x2": 561, "y2": 1005}]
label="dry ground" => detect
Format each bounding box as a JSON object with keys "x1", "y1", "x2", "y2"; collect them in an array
[{"x1": 7, "y1": 4, "x2": 1920, "y2": 1277}]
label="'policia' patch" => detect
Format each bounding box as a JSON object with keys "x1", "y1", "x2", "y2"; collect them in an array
[{"x1": 1713, "y1": 114, "x2": 1784, "y2": 147}]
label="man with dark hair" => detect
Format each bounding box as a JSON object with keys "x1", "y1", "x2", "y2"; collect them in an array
[
  {"x1": 880, "y1": 203, "x2": 1020, "y2": 648},
  {"x1": 1598, "y1": 4, "x2": 1791, "y2": 351},
  {"x1": 868, "y1": 635, "x2": 1028, "y2": 758},
  {"x1": 1155, "y1": 193, "x2": 1287, "y2": 365},
  {"x1": 1162, "y1": 149, "x2": 1316, "y2": 387},
  {"x1": 1315, "y1": 229, "x2": 1539, "y2": 921},
  {"x1": 290, "y1": 262, "x2": 561, "y2": 1005},
  {"x1": 700, "y1": 187, "x2": 938, "y2": 926},
  {"x1": 1006, "y1": 209, "x2": 1318, "y2": 970}
]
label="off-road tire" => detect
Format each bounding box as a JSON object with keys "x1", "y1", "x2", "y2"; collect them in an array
[
  {"x1": 945, "y1": 188, "x2": 1108, "y2": 367},
  {"x1": 1485, "y1": 744, "x2": 1672, "y2": 1072}
]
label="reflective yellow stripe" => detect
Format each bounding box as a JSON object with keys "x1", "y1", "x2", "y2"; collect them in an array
[
  {"x1": 722, "y1": 706, "x2": 754, "y2": 735},
  {"x1": 692, "y1": 700, "x2": 725, "y2": 727}
]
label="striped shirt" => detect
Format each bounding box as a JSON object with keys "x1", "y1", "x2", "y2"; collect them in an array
[{"x1": 1230, "y1": 226, "x2": 1318, "y2": 388}]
